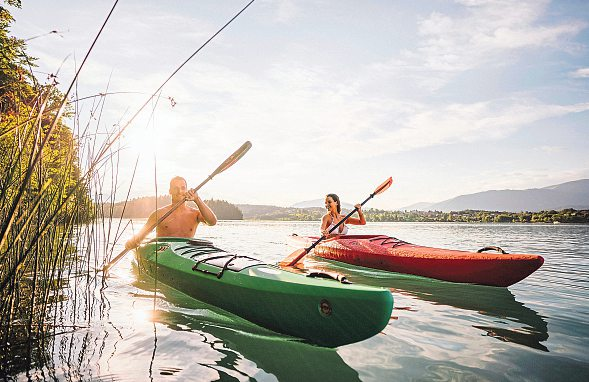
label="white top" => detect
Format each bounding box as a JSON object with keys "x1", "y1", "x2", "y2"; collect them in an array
[{"x1": 326, "y1": 216, "x2": 348, "y2": 235}]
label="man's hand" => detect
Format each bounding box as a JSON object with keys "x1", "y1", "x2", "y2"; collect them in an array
[
  {"x1": 125, "y1": 238, "x2": 139, "y2": 250},
  {"x1": 185, "y1": 189, "x2": 199, "y2": 201}
]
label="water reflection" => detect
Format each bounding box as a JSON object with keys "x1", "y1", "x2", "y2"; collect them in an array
[
  {"x1": 303, "y1": 258, "x2": 549, "y2": 352},
  {"x1": 133, "y1": 266, "x2": 361, "y2": 382}
]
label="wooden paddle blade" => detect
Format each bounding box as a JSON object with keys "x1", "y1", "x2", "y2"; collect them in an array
[
  {"x1": 103, "y1": 247, "x2": 131, "y2": 274},
  {"x1": 374, "y1": 177, "x2": 393, "y2": 195},
  {"x1": 212, "y1": 141, "x2": 252, "y2": 176},
  {"x1": 279, "y1": 248, "x2": 308, "y2": 267}
]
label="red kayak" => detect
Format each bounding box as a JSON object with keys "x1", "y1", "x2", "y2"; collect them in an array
[{"x1": 287, "y1": 234, "x2": 544, "y2": 287}]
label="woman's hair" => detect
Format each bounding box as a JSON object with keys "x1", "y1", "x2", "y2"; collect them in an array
[{"x1": 326, "y1": 193, "x2": 341, "y2": 213}]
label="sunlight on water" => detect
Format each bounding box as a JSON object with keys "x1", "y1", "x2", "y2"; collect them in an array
[{"x1": 8, "y1": 220, "x2": 589, "y2": 381}]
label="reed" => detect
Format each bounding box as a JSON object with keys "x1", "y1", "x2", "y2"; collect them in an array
[
  {"x1": 0, "y1": 77, "x2": 131, "y2": 377},
  {"x1": 0, "y1": 3, "x2": 125, "y2": 374},
  {"x1": 1, "y1": 0, "x2": 254, "y2": 376}
]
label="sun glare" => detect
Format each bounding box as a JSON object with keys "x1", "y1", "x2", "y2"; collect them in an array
[{"x1": 124, "y1": 125, "x2": 162, "y2": 158}]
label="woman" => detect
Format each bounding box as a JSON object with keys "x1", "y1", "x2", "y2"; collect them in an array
[{"x1": 321, "y1": 193, "x2": 365, "y2": 236}]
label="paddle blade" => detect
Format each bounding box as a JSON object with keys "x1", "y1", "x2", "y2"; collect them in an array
[
  {"x1": 212, "y1": 141, "x2": 252, "y2": 176},
  {"x1": 374, "y1": 177, "x2": 393, "y2": 195},
  {"x1": 102, "y1": 247, "x2": 131, "y2": 275},
  {"x1": 279, "y1": 248, "x2": 308, "y2": 267}
]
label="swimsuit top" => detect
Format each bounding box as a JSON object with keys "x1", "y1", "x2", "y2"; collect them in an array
[{"x1": 326, "y1": 215, "x2": 349, "y2": 235}]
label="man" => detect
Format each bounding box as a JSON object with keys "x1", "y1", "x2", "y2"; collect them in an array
[{"x1": 125, "y1": 176, "x2": 217, "y2": 250}]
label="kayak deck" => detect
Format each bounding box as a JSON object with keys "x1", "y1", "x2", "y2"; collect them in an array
[
  {"x1": 288, "y1": 234, "x2": 544, "y2": 287},
  {"x1": 135, "y1": 237, "x2": 393, "y2": 347}
]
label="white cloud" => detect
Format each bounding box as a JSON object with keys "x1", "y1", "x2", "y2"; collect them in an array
[
  {"x1": 371, "y1": 0, "x2": 587, "y2": 92},
  {"x1": 571, "y1": 68, "x2": 589, "y2": 78},
  {"x1": 122, "y1": 54, "x2": 589, "y2": 165},
  {"x1": 535, "y1": 145, "x2": 564, "y2": 154},
  {"x1": 259, "y1": 0, "x2": 300, "y2": 23}
]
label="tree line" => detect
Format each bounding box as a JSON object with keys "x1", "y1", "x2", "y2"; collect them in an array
[
  {"x1": 103, "y1": 197, "x2": 244, "y2": 220},
  {"x1": 245, "y1": 207, "x2": 589, "y2": 223},
  {"x1": 362, "y1": 208, "x2": 589, "y2": 223}
]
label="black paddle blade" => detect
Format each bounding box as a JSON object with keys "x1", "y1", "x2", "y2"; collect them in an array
[
  {"x1": 213, "y1": 141, "x2": 252, "y2": 176},
  {"x1": 374, "y1": 177, "x2": 393, "y2": 195},
  {"x1": 279, "y1": 248, "x2": 308, "y2": 267}
]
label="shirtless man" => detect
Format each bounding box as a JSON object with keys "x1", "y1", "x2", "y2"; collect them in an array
[{"x1": 124, "y1": 176, "x2": 217, "y2": 250}]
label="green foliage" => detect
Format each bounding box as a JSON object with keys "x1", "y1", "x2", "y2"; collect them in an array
[
  {"x1": 361, "y1": 208, "x2": 589, "y2": 224},
  {"x1": 243, "y1": 206, "x2": 589, "y2": 224},
  {"x1": 102, "y1": 197, "x2": 245, "y2": 220},
  {"x1": 0, "y1": 2, "x2": 94, "y2": 353},
  {"x1": 1, "y1": 1, "x2": 36, "y2": 115},
  {"x1": 205, "y1": 199, "x2": 243, "y2": 220},
  {"x1": 102, "y1": 195, "x2": 171, "y2": 218}
]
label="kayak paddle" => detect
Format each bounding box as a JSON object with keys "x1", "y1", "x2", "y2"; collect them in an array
[
  {"x1": 279, "y1": 177, "x2": 393, "y2": 267},
  {"x1": 103, "y1": 140, "x2": 252, "y2": 275}
]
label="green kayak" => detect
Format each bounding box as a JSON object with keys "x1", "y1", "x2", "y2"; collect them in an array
[{"x1": 135, "y1": 237, "x2": 393, "y2": 347}]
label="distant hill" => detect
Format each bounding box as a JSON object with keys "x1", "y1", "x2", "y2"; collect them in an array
[
  {"x1": 403, "y1": 179, "x2": 589, "y2": 212},
  {"x1": 399, "y1": 202, "x2": 435, "y2": 211},
  {"x1": 237, "y1": 204, "x2": 324, "y2": 220},
  {"x1": 291, "y1": 199, "x2": 354, "y2": 210}
]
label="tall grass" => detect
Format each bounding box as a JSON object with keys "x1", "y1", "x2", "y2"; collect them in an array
[
  {"x1": 0, "y1": 0, "x2": 256, "y2": 377},
  {"x1": 0, "y1": 2, "x2": 122, "y2": 372},
  {"x1": 0, "y1": 79, "x2": 121, "y2": 372}
]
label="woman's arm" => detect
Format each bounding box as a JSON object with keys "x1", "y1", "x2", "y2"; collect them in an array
[
  {"x1": 320, "y1": 214, "x2": 331, "y2": 236},
  {"x1": 346, "y1": 204, "x2": 366, "y2": 226}
]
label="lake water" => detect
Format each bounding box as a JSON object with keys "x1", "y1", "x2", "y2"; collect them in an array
[{"x1": 5, "y1": 220, "x2": 589, "y2": 381}]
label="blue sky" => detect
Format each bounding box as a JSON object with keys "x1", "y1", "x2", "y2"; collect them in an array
[{"x1": 10, "y1": 0, "x2": 589, "y2": 209}]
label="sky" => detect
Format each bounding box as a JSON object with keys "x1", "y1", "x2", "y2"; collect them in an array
[{"x1": 9, "y1": 0, "x2": 589, "y2": 209}]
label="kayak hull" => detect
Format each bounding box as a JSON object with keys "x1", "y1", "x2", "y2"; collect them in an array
[
  {"x1": 288, "y1": 234, "x2": 544, "y2": 287},
  {"x1": 135, "y1": 237, "x2": 393, "y2": 347}
]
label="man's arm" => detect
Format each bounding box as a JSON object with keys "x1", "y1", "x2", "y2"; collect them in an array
[
  {"x1": 125, "y1": 212, "x2": 158, "y2": 250},
  {"x1": 188, "y1": 190, "x2": 217, "y2": 226}
]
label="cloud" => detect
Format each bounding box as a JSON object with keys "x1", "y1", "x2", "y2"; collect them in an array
[
  {"x1": 370, "y1": 0, "x2": 587, "y2": 92},
  {"x1": 260, "y1": 0, "x2": 300, "y2": 23},
  {"x1": 357, "y1": 99, "x2": 589, "y2": 156},
  {"x1": 141, "y1": 56, "x2": 589, "y2": 165},
  {"x1": 535, "y1": 145, "x2": 564, "y2": 154},
  {"x1": 570, "y1": 68, "x2": 589, "y2": 78}
]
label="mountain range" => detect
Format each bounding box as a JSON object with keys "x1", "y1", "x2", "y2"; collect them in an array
[
  {"x1": 399, "y1": 179, "x2": 589, "y2": 212},
  {"x1": 290, "y1": 199, "x2": 354, "y2": 210},
  {"x1": 108, "y1": 179, "x2": 588, "y2": 219}
]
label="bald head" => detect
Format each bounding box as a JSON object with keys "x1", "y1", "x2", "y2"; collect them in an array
[{"x1": 170, "y1": 176, "x2": 187, "y2": 189}]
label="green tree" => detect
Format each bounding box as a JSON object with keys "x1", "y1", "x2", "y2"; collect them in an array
[{"x1": 205, "y1": 199, "x2": 244, "y2": 220}]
